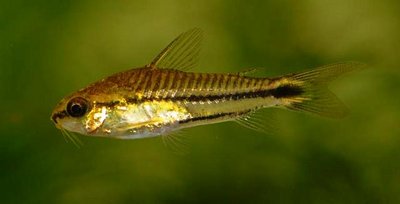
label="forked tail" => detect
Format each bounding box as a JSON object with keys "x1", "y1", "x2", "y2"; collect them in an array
[{"x1": 276, "y1": 62, "x2": 365, "y2": 118}]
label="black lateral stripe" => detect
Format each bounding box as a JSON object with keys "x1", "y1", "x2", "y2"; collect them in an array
[
  {"x1": 99, "y1": 84, "x2": 304, "y2": 108},
  {"x1": 269, "y1": 84, "x2": 304, "y2": 98},
  {"x1": 179, "y1": 110, "x2": 251, "y2": 124},
  {"x1": 161, "y1": 84, "x2": 304, "y2": 102}
]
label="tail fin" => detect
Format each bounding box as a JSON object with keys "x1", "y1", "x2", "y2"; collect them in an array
[{"x1": 280, "y1": 62, "x2": 365, "y2": 118}]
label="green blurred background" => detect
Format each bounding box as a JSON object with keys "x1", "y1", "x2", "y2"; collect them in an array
[{"x1": 1, "y1": 0, "x2": 399, "y2": 203}]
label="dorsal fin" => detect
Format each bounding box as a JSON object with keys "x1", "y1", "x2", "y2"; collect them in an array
[{"x1": 148, "y1": 28, "x2": 203, "y2": 71}]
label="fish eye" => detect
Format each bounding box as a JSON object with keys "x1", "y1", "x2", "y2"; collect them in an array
[{"x1": 66, "y1": 97, "x2": 89, "y2": 117}]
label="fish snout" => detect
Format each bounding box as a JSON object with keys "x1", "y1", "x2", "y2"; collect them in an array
[{"x1": 51, "y1": 111, "x2": 67, "y2": 129}]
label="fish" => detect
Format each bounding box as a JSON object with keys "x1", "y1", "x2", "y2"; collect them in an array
[{"x1": 51, "y1": 28, "x2": 364, "y2": 141}]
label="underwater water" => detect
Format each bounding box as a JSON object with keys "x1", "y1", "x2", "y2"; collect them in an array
[{"x1": 1, "y1": 0, "x2": 400, "y2": 203}]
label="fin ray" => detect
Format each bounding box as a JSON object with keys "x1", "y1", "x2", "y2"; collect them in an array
[
  {"x1": 282, "y1": 62, "x2": 365, "y2": 118},
  {"x1": 235, "y1": 110, "x2": 278, "y2": 135},
  {"x1": 161, "y1": 131, "x2": 190, "y2": 155},
  {"x1": 149, "y1": 28, "x2": 203, "y2": 71},
  {"x1": 237, "y1": 67, "x2": 260, "y2": 76},
  {"x1": 291, "y1": 62, "x2": 365, "y2": 84}
]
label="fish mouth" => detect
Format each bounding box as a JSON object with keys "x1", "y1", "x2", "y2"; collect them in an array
[
  {"x1": 51, "y1": 115, "x2": 62, "y2": 130},
  {"x1": 51, "y1": 114, "x2": 58, "y2": 124},
  {"x1": 51, "y1": 110, "x2": 68, "y2": 129}
]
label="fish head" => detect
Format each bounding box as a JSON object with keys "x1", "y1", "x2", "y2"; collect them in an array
[
  {"x1": 50, "y1": 68, "x2": 149, "y2": 138},
  {"x1": 51, "y1": 85, "x2": 118, "y2": 135},
  {"x1": 51, "y1": 92, "x2": 93, "y2": 134}
]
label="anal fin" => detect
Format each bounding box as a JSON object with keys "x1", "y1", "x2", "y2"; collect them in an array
[{"x1": 235, "y1": 110, "x2": 278, "y2": 135}]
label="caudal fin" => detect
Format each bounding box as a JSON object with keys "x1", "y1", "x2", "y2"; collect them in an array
[{"x1": 279, "y1": 62, "x2": 365, "y2": 118}]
